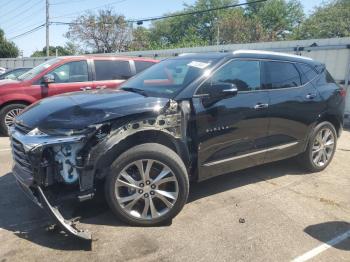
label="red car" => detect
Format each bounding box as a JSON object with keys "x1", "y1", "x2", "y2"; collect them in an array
[{"x1": 0, "y1": 55, "x2": 158, "y2": 134}]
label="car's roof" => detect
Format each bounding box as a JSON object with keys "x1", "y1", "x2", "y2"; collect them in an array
[
  {"x1": 57, "y1": 55, "x2": 158, "y2": 62},
  {"x1": 172, "y1": 50, "x2": 319, "y2": 65}
]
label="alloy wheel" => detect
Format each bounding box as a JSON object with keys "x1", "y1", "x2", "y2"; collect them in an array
[
  {"x1": 4, "y1": 108, "x2": 22, "y2": 129},
  {"x1": 115, "y1": 159, "x2": 179, "y2": 220},
  {"x1": 311, "y1": 127, "x2": 335, "y2": 167}
]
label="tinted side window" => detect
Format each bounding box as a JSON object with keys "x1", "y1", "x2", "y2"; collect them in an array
[
  {"x1": 325, "y1": 70, "x2": 335, "y2": 83},
  {"x1": 262, "y1": 61, "x2": 301, "y2": 89},
  {"x1": 135, "y1": 61, "x2": 156, "y2": 73},
  {"x1": 51, "y1": 61, "x2": 88, "y2": 83},
  {"x1": 95, "y1": 60, "x2": 132, "y2": 80},
  {"x1": 199, "y1": 60, "x2": 261, "y2": 94},
  {"x1": 298, "y1": 63, "x2": 318, "y2": 84}
]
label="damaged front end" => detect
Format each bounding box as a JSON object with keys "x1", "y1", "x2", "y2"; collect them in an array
[
  {"x1": 9, "y1": 98, "x2": 189, "y2": 241},
  {"x1": 10, "y1": 127, "x2": 93, "y2": 240}
]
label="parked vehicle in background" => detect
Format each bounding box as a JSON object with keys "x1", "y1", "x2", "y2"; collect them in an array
[
  {"x1": 0, "y1": 67, "x2": 32, "y2": 80},
  {"x1": 9, "y1": 50, "x2": 345, "y2": 240},
  {"x1": 0, "y1": 56, "x2": 158, "y2": 134},
  {"x1": 0, "y1": 67, "x2": 6, "y2": 75}
]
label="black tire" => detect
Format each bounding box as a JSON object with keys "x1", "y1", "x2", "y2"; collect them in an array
[
  {"x1": 298, "y1": 121, "x2": 337, "y2": 172},
  {"x1": 105, "y1": 143, "x2": 189, "y2": 226},
  {"x1": 0, "y1": 103, "x2": 27, "y2": 135}
]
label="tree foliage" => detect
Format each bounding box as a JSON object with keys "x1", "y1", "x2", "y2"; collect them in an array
[
  {"x1": 30, "y1": 44, "x2": 78, "y2": 57},
  {"x1": 66, "y1": 9, "x2": 130, "y2": 53},
  {"x1": 0, "y1": 29, "x2": 19, "y2": 58},
  {"x1": 298, "y1": 0, "x2": 350, "y2": 39},
  {"x1": 63, "y1": 0, "x2": 350, "y2": 53}
]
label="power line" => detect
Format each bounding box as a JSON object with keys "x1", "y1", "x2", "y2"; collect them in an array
[
  {"x1": 5, "y1": 6, "x2": 45, "y2": 33},
  {"x1": 51, "y1": 0, "x2": 128, "y2": 19},
  {"x1": 128, "y1": 0, "x2": 267, "y2": 23},
  {"x1": 8, "y1": 23, "x2": 45, "y2": 40},
  {"x1": 0, "y1": 0, "x2": 43, "y2": 26},
  {"x1": 0, "y1": 0, "x2": 41, "y2": 22},
  {"x1": 51, "y1": 0, "x2": 90, "y2": 5}
]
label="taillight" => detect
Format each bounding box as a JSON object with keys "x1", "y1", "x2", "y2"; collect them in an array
[{"x1": 338, "y1": 87, "x2": 347, "y2": 97}]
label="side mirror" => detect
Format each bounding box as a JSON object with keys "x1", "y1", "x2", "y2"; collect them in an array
[
  {"x1": 202, "y1": 82, "x2": 238, "y2": 107},
  {"x1": 209, "y1": 82, "x2": 238, "y2": 98},
  {"x1": 42, "y1": 74, "x2": 55, "y2": 84}
]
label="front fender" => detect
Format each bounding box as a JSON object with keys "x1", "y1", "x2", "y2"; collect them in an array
[{"x1": 79, "y1": 105, "x2": 188, "y2": 191}]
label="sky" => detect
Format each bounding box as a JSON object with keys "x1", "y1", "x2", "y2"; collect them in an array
[{"x1": 0, "y1": 0, "x2": 324, "y2": 57}]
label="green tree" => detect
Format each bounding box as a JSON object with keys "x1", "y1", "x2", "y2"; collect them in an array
[
  {"x1": 219, "y1": 8, "x2": 268, "y2": 44},
  {"x1": 298, "y1": 0, "x2": 350, "y2": 39},
  {"x1": 30, "y1": 45, "x2": 75, "y2": 57},
  {"x1": 253, "y1": 0, "x2": 304, "y2": 40},
  {"x1": 146, "y1": 0, "x2": 237, "y2": 48},
  {"x1": 0, "y1": 29, "x2": 19, "y2": 58}
]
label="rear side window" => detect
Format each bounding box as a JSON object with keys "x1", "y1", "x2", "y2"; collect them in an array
[
  {"x1": 94, "y1": 60, "x2": 132, "y2": 80},
  {"x1": 135, "y1": 61, "x2": 156, "y2": 73},
  {"x1": 325, "y1": 70, "x2": 335, "y2": 83},
  {"x1": 298, "y1": 63, "x2": 318, "y2": 84},
  {"x1": 262, "y1": 61, "x2": 301, "y2": 89}
]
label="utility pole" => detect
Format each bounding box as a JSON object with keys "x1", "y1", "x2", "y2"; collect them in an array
[{"x1": 46, "y1": 0, "x2": 50, "y2": 57}]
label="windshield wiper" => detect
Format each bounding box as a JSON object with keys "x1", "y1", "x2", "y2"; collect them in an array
[{"x1": 121, "y1": 87, "x2": 148, "y2": 97}]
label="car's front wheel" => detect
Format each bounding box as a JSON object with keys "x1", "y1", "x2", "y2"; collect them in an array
[
  {"x1": 299, "y1": 121, "x2": 337, "y2": 172},
  {"x1": 105, "y1": 143, "x2": 189, "y2": 226},
  {"x1": 0, "y1": 103, "x2": 27, "y2": 135}
]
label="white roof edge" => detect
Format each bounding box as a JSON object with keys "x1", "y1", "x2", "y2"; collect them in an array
[{"x1": 233, "y1": 49, "x2": 313, "y2": 61}]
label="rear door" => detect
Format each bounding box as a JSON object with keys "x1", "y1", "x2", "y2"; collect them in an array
[
  {"x1": 193, "y1": 59, "x2": 270, "y2": 181},
  {"x1": 92, "y1": 59, "x2": 133, "y2": 90},
  {"x1": 261, "y1": 60, "x2": 323, "y2": 163},
  {"x1": 46, "y1": 60, "x2": 92, "y2": 96}
]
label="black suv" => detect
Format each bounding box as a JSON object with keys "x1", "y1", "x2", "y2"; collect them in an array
[{"x1": 10, "y1": 50, "x2": 346, "y2": 240}]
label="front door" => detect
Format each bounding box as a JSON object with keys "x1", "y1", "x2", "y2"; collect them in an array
[
  {"x1": 193, "y1": 59, "x2": 270, "y2": 181},
  {"x1": 46, "y1": 60, "x2": 93, "y2": 96}
]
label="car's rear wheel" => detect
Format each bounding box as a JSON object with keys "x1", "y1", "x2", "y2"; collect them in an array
[
  {"x1": 299, "y1": 121, "x2": 337, "y2": 172},
  {"x1": 0, "y1": 103, "x2": 27, "y2": 135},
  {"x1": 105, "y1": 143, "x2": 189, "y2": 226}
]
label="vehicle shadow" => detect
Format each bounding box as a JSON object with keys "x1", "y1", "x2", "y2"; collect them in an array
[
  {"x1": 0, "y1": 157, "x2": 305, "y2": 251},
  {"x1": 304, "y1": 221, "x2": 350, "y2": 250}
]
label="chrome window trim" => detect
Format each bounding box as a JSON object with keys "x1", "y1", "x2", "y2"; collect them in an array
[
  {"x1": 203, "y1": 141, "x2": 299, "y2": 167},
  {"x1": 194, "y1": 58, "x2": 320, "y2": 96}
]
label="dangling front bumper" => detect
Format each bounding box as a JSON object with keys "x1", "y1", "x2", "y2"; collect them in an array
[
  {"x1": 13, "y1": 165, "x2": 92, "y2": 241},
  {"x1": 10, "y1": 128, "x2": 92, "y2": 241}
]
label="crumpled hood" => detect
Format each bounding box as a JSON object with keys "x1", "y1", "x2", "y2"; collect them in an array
[{"x1": 16, "y1": 89, "x2": 170, "y2": 131}]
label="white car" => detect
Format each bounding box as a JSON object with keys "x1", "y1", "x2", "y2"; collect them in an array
[{"x1": 0, "y1": 67, "x2": 7, "y2": 75}]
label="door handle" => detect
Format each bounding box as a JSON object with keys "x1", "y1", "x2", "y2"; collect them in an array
[
  {"x1": 96, "y1": 85, "x2": 107, "y2": 90},
  {"x1": 80, "y1": 86, "x2": 92, "y2": 91},
  {"x1": 306, "y1": 93, "x2": 317, "y2": 99},
  {"x1": 254, "y1": 103, "x2": 269, "y2": 110}
]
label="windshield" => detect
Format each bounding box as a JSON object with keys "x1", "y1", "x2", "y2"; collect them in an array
[
  {"x1": 121, "y1": 58, "x2": 217, "y2": 98},
  {"x1": 18, "y1": 58, "x2": 62, "y2": 81}
]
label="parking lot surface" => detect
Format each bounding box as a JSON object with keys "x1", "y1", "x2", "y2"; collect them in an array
[{"x1": 0, "y1": 132, "x2": 349, "y2": 262}]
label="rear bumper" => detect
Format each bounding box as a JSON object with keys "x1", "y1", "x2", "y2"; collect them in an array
[{"x1": 12, "y1": 166, "x2": 92, "y2": 241}]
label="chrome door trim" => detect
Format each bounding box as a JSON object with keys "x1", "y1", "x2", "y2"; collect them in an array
[{"x1": 203, "y1": 141, "x2": 299, "y2": 167}]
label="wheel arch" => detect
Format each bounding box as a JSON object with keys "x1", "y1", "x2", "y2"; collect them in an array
[
  {"x1": 0, "y1": 100, "x2": 31, "y2": 111},
  {"x1": 94, "y1": 129, "x2": 191, "y2": 179},
  {"x1": 316, "y1": 113, "x2": 342, "y2": 137}
]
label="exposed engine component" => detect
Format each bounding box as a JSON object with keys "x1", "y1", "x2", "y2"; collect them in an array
[{"x1": 53, "y1": 143, "x2": 84, "y2": 183}]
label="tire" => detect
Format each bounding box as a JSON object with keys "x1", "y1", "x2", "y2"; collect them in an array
[
  {"x1": 299, "y1": 121, "x2": 337, "y2": 172},
  {"x1": 105, "y1": 143, "x2": 189, "y2": 226},
  {"x1": 0, "y1": 103, "x2": 27, "y2": 135}
]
